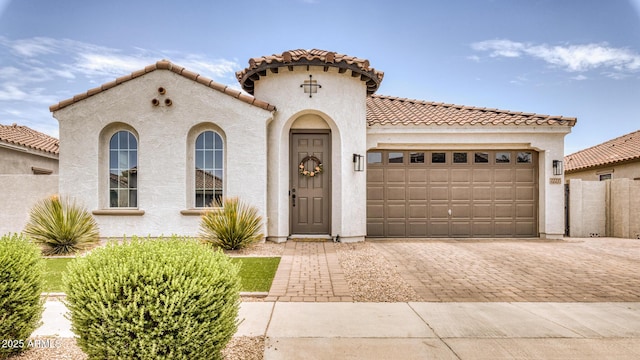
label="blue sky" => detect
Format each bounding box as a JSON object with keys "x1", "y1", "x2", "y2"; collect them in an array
[{"x1": 0, "y1": 0, "x2": 639, "y2": 155}]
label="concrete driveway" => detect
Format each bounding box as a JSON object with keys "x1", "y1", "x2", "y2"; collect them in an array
[{"x1": 372, "y1": 237, "x2": 640, "y2": 302}]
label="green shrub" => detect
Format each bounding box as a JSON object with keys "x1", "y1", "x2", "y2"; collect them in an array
[
  {"x1": 63, "y1": 236, "x2": 241, "y2": 360},
  {"x1": 24, "y1": 195, "x2": 99, "y2": 255},
  {"x1": 0, "y1": 233, "x2": 45, "y2": 360},
  {"x1": 200, "y1": 197, "x2": 264, "y2": 250}
]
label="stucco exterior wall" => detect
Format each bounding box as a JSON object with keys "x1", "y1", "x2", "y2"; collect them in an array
[
  {"x1": 565, "y1": 161, "x2": 640, "y2": 182},
  {"x1": 0, "y1": 175, "x2": 59, "y2": 235},
  {"x1": 0, "y1": 146, "x2": 58, "y2": 174},
  {"x1": 53, "y1": 70, "x2": 273, "y2": 237},
  {"x1": 367, "y1": 126, "x2": 571, "y2": 239},
  {"x1": 254, "y1": 66, "x2": 368, "y2": 242}
]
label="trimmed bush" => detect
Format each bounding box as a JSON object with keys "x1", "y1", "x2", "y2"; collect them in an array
[
  {"x1": 200, "y1": 197, "x2": 264, "y2": 250},
  {"x1": 63, "y1": 236, "x2": 241, "y2": 360},
  {"x1": 24, "y1": 195, "x2": 99, "y2": 255},
  {"x1": 0, "y1": 233, "x2": 45, "y2": 360}
]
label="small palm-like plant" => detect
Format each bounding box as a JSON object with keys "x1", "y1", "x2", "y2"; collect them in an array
[
  {"x1": 200, "y1": 197, "x2": 263, "y2": 250},
  {"x1": 24, "y1": 195, "x2": 99, "y2": 255}
]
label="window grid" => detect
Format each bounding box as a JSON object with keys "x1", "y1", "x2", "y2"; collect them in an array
[
  {"x1": 195, "y1": 131, "x2": 223, "y2": 207},
  {"x1": 109, "y1": 131, "x2": 137, "y2": 208}
]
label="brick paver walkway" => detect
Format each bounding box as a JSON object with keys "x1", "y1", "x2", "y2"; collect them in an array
[
  {"x1": 373, "y1": 238, "x2": 640, "y2": 302},
  {"x1": 266, "y1": 238, "x2": 640, "y2": 302},
  {"x1": 266, "y1": 242, "x2": 353, "y2": 302}
]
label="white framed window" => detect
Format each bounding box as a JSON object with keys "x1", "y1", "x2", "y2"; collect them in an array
[
  {"x1": 195, "y1": 130, "x2": 223, "y2": 207},
  {"x1": 109, "y1": 130, "x2": 138, "y2": 208}
]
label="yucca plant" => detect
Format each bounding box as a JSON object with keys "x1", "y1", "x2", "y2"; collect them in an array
[
  {"x1": 24, "y1": 195, "x2": 99, "y2": 255},
  {"x1": 200, "y1": 197, "x2": 263, "y2": 250}
]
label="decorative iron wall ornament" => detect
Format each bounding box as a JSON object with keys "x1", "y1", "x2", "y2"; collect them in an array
[{"x1": 300, "y1": 75, "x2": 321, "y2": 98}]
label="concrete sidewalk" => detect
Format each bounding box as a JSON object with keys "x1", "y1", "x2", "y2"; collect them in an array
[{"x1": 35, "y1": 301, "x2": 640, "y2": 359}]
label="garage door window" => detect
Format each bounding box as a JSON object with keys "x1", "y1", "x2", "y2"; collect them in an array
[
  {"x1": 389, "y1": 152, "x2": 404, "y2": 164},
  {"x1": 453, "y1": 152, "x2": 468, "y2": 163},
  {"x1": 368, "y1": 152, "x2": 382, "y2": 164},
  {"x1": 432, "y1": 152, "x2": 446, "y2": 163},
  {"x1": 475, "y1": 152, "x2": 489, "y2": 163},
  {"x1": 410, "y1": 152, "x2": 425, "y2": 164},
  {"x1": 496, "y1": 152, "x2": 511, "y2": 163},
  {"x1": 517, "y1": 152, "x2": 532, "y2": 163}
]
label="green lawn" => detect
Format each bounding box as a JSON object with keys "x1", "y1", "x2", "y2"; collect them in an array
[{"x1": 43, "y1": 256, "x2": 280, "y2": 293}]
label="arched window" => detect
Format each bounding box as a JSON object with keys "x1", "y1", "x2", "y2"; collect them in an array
[
  {"x1": 109, "y1": 131, "x2": 138, "y2": 207},
  {"x1": 195, "y1": 131, "x2": 223, "y2": 207}
]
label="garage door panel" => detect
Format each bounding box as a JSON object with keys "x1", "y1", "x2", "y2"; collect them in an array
[
  {"x1": 430, "y1": 204, "x2": 449, "y2": 219},
  {"x1": 387, "y1": 186, "x2": 406, "y2": 201},
  {"x1": 367, "y1": 168, "x2": 384, "y2": 182},
  {"x1": 409, "y1": 222, "x2": 428, "y2": 237},
  {"x1": 495, "y1": 203, "x2": 514, "y2": 218},
  {"x1": 473, "y1": 203, "x2": 492, "y2": 218},
  {"x1": 386, "y1": 169, "x2": 406, "y2": 183},
  {"x1": 386, "y1": 204, "x2": 406, "y2": 219},
  {"x1": 516, "y1": 168, "x2": 535, "y2": 183},
  {"x1": 495, "y1": 186, "x2": 514, "y2": 200},
  {"x1": 428, "y1": 221, "x2": 449, "y2": 236},
  {"x1": 408, "y1": 169, "x2": 427, "y2": 183},
  {"x1": 409, "y1": 204, "x2": 427, "y2": 218},
  {"x1": 367, "y1": 222, "x2": 384, "y2": 237},
  {"x1": 367, "y1": 186, "x2": 384, "y2": 200},
  {"x1": 451, "y1": 222, "x2": 471, "y2": 237},
  {"x1": 516, "y1": 186, "x2": 535, "y2": 201},
  {"x1": 473, "y1": 169, "x2": 492, "y2": 183},
  {"x1": 516, "y1": 203, "x2": 535, "y2": 218},
  {"x1": 451, "y1": 169, "x2": 471, "y2": 183},
  {"x1": 430, "y1": 186, "x2": 449, "y2": 200},
  {"x1": 494, "y1": 169, "x2": 513, "y2": 183},
  {"x1": 408, "y1": 187, "x2": 427, "y2": 201},
  {"x1": 451, "y1": 204, "x2": 471, "y2": 218},
  {"x1": 367, "y1": 204, "x2": 384, "y2": 219},
  {"x1": 473, "y1": 222, "x2": 492, "y2": 237},
  {"x1": 430, "y1": 169, "x2": 449, "y2": 183},
  {"x1": 387, "y1": 222, "x2": 406, "y2": 237},
  {"x1": 451, "y1": 186, "x2": 471, "y2": 200},
  {"x1": 516, "y1": 222, "x2": 536, "y2": 236},
  {"x1": 473, "y1": 186, "x2": 492, "y2": 201}
]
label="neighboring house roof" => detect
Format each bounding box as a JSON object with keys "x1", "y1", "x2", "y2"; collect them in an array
[
  {"x1": 0, "y1": 123, "x2": 59, "y2": 155},
  {"x1": 49, "y1": 60, "x2": 276, "y2": 113},
  {"x1": 564, "y1": 129, "x2": 640, "y2": 172},
  {"x1": 237, "y1": 49, "x2": 384, "y2": 96},
  {"x1": 366, "y1": 95, "x2": 577, "y2": 127},
  {"x1": 195, "y1": 168, "x2": 223, "y2": 189}
]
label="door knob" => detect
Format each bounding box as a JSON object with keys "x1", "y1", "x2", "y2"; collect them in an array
[{"x1": 448, "y1": 209, "x2": 452, "y2": 216}]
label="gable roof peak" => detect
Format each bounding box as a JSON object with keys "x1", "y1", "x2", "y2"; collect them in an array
[{"x1": 50, "y1": 60, "x2": 276, "y2": 113}]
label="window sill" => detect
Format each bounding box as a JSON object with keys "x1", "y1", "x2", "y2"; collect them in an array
[
  {"x1": 92, "y1": 209, "x2": 145, "y2": 216},
  {"x1": 180, "y1": 208, "x2": 218, "y2": 216}
]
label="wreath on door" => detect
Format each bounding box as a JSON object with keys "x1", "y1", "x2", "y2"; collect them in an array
[{"x1": 299, "y1": 155, "x2": 323, "y2": 177}]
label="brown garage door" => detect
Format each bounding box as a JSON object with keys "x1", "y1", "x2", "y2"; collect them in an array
[{"x1": 367, "y1": 150, "x2": 538, "y2": 238}]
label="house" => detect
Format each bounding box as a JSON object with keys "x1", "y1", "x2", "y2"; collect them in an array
[
  {"x1": 0, "y1": 124, "x2": 59, "y2": 235},
  {"x1": 565, "y1": 129, "x2": 640, "y2": 181},
  {"x1": 49, "y1": 49, "x2": 576, "y2": 241},
  {"x1": 0, "y1": 123, "x2": 59, "y2": 175}
]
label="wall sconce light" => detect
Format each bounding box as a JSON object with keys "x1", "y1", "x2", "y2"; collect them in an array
[
  {"x1": 553, "y1": 160, "x2": 563, "y2": 175},
  {"x1": 353, "y1": 154, "x2": 364, "y2": 172}
]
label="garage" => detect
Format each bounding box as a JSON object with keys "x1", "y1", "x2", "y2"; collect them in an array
[{"x1": 366, "y1": 150, "x2": 538, "y2": 238}]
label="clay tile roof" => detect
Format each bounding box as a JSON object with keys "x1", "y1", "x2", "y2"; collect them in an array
[
  {"x1": 0, "y1": 123, "x2": 59, "y2": 155},
  {"x1": 564, "y1": 129, "x2": 640, "y2": 172},
  {"x1": 366, "y1": 94, "x2": 577, "y2": 127},
  {"x1": 50, "y1": 60, "x2": 276, "y2": 113},
  {"x1": 237, "y1": 49, "x2": 384, "y2": 96}
]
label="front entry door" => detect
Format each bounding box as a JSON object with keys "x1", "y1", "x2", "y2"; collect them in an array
[{"x1": 291, "y1": 132, "x2": 330, "y2": 234}]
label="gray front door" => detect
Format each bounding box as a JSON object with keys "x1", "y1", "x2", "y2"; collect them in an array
[{"x1": 291, "y1": 132, "x2": 330, "y2": 234}]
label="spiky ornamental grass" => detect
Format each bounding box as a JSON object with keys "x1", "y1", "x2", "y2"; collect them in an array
[
  {"x1": 0, "y1": 233, "x2": 45, "y2": 360},
  {"x1": 24, "y1": 195, "x2": 99, "y2": 255},
  {"x1": 200, "y1": 197, "x2": 264, "y2": 250},
  {"x1": 63, "y1": 236, "x2": 241, "y2": 360}
]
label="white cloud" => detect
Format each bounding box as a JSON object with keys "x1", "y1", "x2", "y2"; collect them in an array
[{"x1": 471, "y1": 39, "x2": 640, "y2": 74}]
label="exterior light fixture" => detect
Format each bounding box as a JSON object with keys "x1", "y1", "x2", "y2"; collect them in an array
[
  {"x1": 553, "y1": 160, "x2": 563, "y2": 175},
  {"x1": 353, "y1": 154, "x2": 364, "y2": 172}
]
